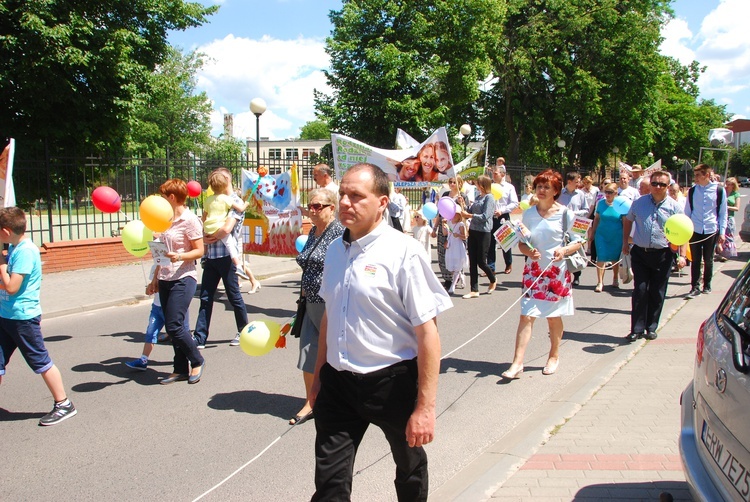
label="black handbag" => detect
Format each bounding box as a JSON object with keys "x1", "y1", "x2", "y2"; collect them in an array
[{"x1": 290, "y1": 295, "x2": 306, "y2": 338}]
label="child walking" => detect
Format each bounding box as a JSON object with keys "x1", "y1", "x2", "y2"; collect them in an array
[
  {"x1": 203, "y1": 171, "x2": 250, "y2": 279},
  {"x1": 445, "y1": 210, "x2": 468, "y2": 294},
  {"x1": 0, "y1": 207, "x2": 77, "y2": 426},
  {"x1": 412, "y1": 209, "x2": 432, "y2": 255}
]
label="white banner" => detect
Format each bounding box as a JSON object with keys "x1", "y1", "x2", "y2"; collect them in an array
[
  {"x1": 332, "y1": 127, "x2": 455, "y2": 185},
  {"x1": 0, "y1": 139, "x2": 16, "y2": 207}
]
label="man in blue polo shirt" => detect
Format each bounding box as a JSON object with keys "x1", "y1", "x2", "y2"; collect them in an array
[{"x1": 622, "y1": 171, "x2": 686, "y2": 342}]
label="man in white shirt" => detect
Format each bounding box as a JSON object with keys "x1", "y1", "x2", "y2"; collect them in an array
[
  {"x1": 558, "y1": 171, "x2": 590, "y2": 287},
  {"x1": 310, "y1": 163, "x2": 452, "y2": 501},
  {"x1": 618, "y1": 171, "x2": 640, "y2": 201},
  {"x1": 313, "y1": 163, "x2": 339, "y2": 196},
  {"x1": 487, "y1": 158, "x2": 518, "y2": 274}
]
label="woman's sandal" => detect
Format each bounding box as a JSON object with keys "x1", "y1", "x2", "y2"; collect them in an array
[
  {"x1": 501, "y1": 364, "x2": 523, "y2": 380},
  {"x1": 594, "y1": 283, "x2": 603, "y2": 293},
  {"x1": 542, "y1": 358, "x2": 559, "y2": 375}
]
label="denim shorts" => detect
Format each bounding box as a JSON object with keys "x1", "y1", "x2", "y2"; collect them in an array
[
  {"x1": 0, "y1": 316, "x2": 53, "y2": 375},
  {"x1": 145, "y1": 303, "x2": 166, "y2": 344}
]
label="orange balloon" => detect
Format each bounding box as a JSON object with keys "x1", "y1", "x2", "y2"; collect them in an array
[{"x1": 139, "y1": 195, "x2": 174, "y2": 232}]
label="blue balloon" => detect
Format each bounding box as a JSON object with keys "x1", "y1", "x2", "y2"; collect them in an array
[
  {"x1": 422, "y1": 202, "x2": 438, "y2": 220},
  {"x1": 295, "y1": 234, "x2": 309, "y2": 253},
  {"x1": 612, "y1": 196, "x2": 631, "y2": 216}
]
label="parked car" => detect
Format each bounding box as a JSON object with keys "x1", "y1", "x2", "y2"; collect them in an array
[
  {"x1": 739, "y1": 177, "x2": 750, "y2": 188},
  {"x1": 679, "y1": 261, "x2": 750, "y2": 501}
]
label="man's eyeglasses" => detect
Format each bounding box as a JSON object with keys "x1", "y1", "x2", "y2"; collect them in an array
[
  {"x1": 604, "y1": 190, "x2": 616, "y2": 195},
  {"x1": 307, "y1": 203, "x2": 332, "y2": 211},
  {"x1": 651, "y1": 182, "x2": 668, "y2": 188}
]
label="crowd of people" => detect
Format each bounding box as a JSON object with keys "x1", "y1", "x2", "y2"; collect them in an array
[{"x1": 0, "y1": 155, "x2": 739, "y2": 501}]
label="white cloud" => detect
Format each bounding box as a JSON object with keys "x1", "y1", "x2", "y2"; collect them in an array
[
  {"x1": 196, "y1": 34, "x2": 330, "y2": 140},
  {"x1": 661, "y1": 0, "x2": 750, "y2": 119}
]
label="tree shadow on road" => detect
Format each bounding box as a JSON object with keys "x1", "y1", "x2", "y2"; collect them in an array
[{"x1": 208, "y1": 390, "x2": 300, "y2": 420}]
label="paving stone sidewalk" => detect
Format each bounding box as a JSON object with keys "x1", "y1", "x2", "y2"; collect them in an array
[{"x1": 485, "y1": 265, "x2": 741, "y2": 501}]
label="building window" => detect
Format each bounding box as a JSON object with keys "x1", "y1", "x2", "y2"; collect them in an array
[
  {"x1": 285, "y1": 148, "x2": 299, "y2": 160},
  {"x1": 268, "y1": 148, "x2": 281, "y2": 160},
  {"x1": 302, "y1": 148, "x2": 316, "y2": 160}
]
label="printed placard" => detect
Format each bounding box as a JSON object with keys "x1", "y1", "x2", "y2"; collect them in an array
[
  {"x1": 571, "y1": 216, "x2": 592, "y2": 239},
  {"x1": 494, "y1": 222, "x2": 519, "y2": 252},
  {"x1": 148, "y1": 241, "x2": 170, "y2": 265}
]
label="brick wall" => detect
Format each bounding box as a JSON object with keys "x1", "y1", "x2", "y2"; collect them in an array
[{"x1": 40, "y1": 238, "x2": 144, "y2": 273}]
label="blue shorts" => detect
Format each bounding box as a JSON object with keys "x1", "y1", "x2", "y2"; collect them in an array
[{"x1": 0, "y1": 316, "x2": 53, "y2": 375}]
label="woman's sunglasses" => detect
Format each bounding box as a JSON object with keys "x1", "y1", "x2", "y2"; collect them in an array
[
  {"x1": 604, "y1": 190, "x2": 616, "y2": 195},
  {"x1": 307, "y1": 203, "x2": 332, "y2": 211}
]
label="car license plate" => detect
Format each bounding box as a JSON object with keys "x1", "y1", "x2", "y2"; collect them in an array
[{"x1": 702, "y1": 421, "x2": 750, "y2": 501}]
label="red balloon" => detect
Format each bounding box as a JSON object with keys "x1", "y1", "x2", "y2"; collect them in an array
[
  {"x1": 187, "y1": 180, "x2": 202, "y2": 198},
  {"x1": 92, "y1": 186, "x2": 121, "y2": 213}
]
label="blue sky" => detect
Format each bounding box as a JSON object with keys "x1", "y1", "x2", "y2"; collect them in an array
[{"x1": 169, "y1": 0, "x2": 749, "y2": 141}]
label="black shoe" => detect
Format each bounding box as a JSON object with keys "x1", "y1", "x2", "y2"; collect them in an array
[
  {"x1": 625, "y1": 332, "x2": 640, "y2": 342},
  {"x1": 572, "y1": 277, "x2": 580, "y2": 287},
  {"x1": 702, "y1": 287, "x2": 712, "y2": 294},
  {"x1": 443, "y1": 280, "x2": 452, "y2": 291},
  {"x1": 686, "y1": 287, "x2": 701, "y2": 299},
  {"x1": 645, "y1": 331, "x2": 658, "y2": 340},
  {"x1": 160, "y1": 373, "x2": 189, "y2": 385}
]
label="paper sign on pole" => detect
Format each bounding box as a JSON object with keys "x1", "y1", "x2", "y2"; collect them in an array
[
  {"x1": 571, "y1": 216, "x2": 592, "y2": 240},
  {"x1": 0, "y1": 138, "x2": 16, "y2": 208}
]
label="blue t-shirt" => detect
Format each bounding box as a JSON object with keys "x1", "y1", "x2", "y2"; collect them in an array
[{"x1": 0, "y1": 239, "x2": 43, "y2": 320}]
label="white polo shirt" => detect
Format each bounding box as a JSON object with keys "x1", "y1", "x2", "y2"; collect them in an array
[{"x1": 320, "y1": 220, "x2": 453, "y2": 373}]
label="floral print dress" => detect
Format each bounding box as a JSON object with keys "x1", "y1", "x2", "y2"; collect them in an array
[{"x1": 520, "y1": 206, "x2": 578, "y2": 318}]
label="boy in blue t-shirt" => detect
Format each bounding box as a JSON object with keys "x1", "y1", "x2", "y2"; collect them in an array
[{"x1": 0, "y1": 207, "x2": 77, "y2": 426}]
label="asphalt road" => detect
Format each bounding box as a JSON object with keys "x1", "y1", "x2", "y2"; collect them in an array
[{"x1": 3, "y1": 190, "x2": 746, "y2": 501}]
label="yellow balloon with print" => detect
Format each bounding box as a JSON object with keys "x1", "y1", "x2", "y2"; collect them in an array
[
  {"x1": 121, "y1": 220, "x2": 154, "y2": 257},
  {"x1": 239, "y1": 320, "x2": 281, "y2": 356},
  {"x1": 663, "y1": 214, "x2": 694, "y2": 246},
  {"x1": 491, "y1": 183, "x2": 504, "y2": 200}
]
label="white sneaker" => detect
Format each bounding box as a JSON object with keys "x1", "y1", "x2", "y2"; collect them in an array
[{"x1": 230, "y1": 333, "x2": 241, "y2": 346}]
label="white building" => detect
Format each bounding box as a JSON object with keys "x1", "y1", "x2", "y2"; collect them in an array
[{"x1": 245, "y1": 138, "x2": 329, "y2": 163}]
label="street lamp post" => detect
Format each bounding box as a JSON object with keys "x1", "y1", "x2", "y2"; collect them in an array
[
  {"x1": 460, "y1": 124, "x2": 472, "y2": 158},
  {"x1": 250, "y1": 98, "x2": 267, "y2": 170},
  {"x1": 557, "y1": 139, "x2": 566, "y2": 170},
  {"x1": 612, "y1": 147, "x2": 619, "y2": 179}
]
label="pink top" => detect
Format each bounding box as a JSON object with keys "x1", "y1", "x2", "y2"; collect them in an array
[{"x1": 157, "y1": 208, "x2": 203, "y2": 282}]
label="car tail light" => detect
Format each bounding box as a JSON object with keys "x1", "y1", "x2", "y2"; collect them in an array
[{"x1": 696, "y1": 319, "x2": 706, "y2": 366}]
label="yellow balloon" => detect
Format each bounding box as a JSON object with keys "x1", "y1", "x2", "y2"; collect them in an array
[
  {"x1": 121, "y1": 220, "x2": 154, "y2": 257},
  {"x1": 663, "y1": 214, "x2": 694, "y2": 246},
  {"x1": 491, "y1": 183, "x2": 504, "y2": 200},
  {"x1": 519, "y1": 200, "x2": 530, "y2": 211},
  {"x1": 140, "y1": 195, "x2": 174, "y2": 233},
  {"x1": 206, "y1": 187, "x2": 214, "y2": 197},
  {"x1": 239, "y1": 320, "x2": 281, "y2": 356}
]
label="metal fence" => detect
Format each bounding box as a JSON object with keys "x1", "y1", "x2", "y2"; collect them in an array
[{"x1": 12, "y1": 145, "x2": 585, "y2": 247}]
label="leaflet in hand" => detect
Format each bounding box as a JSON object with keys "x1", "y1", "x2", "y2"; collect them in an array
[
  {"x1": 494, "y1": 221, "x2": 535, "y2": 252},
  {"x1": 147, "y1": 240, "x2": 170, "y2": 265},
  {"x1": 571, "y1": 216, "x2": 593, "y2": 241}
]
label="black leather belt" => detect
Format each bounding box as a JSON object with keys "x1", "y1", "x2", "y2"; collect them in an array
[{"x1": 637, "y1": 246, "x2": 670, "y2": 253}]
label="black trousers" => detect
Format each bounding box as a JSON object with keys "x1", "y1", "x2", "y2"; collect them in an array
[
  {"x1": 312, "y1": 360, "x2": 428, "y2": 502},
  {"x1": 487, "y1": 214, "x2": 512, "y2": 270},
  {"x1": 689, "y1": 232, "x2": 718, "y2": 289},
  {"x1": 468, "y1": 230, "x2": 496, "y2": 292},
  {"x1": 630, "y1": 246, "x2": 673, "y2": 334}
]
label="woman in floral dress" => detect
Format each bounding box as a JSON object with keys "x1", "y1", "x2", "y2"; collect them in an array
[{"x1": 501, "y1": 169, "x2": 584, "y2": 380}]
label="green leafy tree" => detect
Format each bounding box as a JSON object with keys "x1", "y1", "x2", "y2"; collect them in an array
[
  {"x1": 729, "y1": 144, "x2": 750, "y2": 176},
  {"x1": 128, "y1": 48, "x2": 213, "y2": 158},
  {"x1": 315, "y1": 0, "x2": 503, "y2": 148},
  {"x1": 0, "y1": 0, "x2": 217, "y2": 148},
  {"x1": 300, "y1": 120, "x2": 331, "y2": 140}
]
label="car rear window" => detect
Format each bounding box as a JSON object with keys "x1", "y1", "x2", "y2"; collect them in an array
[{"x1": 720, "y1": 264, "x2": 750, "y2": 359}]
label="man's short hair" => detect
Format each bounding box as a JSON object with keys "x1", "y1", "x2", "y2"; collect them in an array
[
  {"x1": 650, "y1": 170, "x2": 670, "y2": 183},
  {"x1": 694, "y1": 163, "x2": 712, "y2": 174},
  {"x1": 0, "y1": 207, "x2": 27, "y2": 235},
  {"x1": 566, "y1": 171, "x2": 580, "y2": 182},
  {"x1": 494, "y1": 165, "x2": 506, "y2": 174},
  {"x1": 315, "y1": 164, "x2": 333, "y2": 178},
  {"x1": 346, "y1": 163, "x2": 390, "y2": 197},
  {"x1": 496, "y1": 157, "x2": 505, "y2": 166}
]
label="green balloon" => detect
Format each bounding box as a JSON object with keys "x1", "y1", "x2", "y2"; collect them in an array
[{"x1": 121, "y1": 220, "x2": 153, "y2": 257}]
